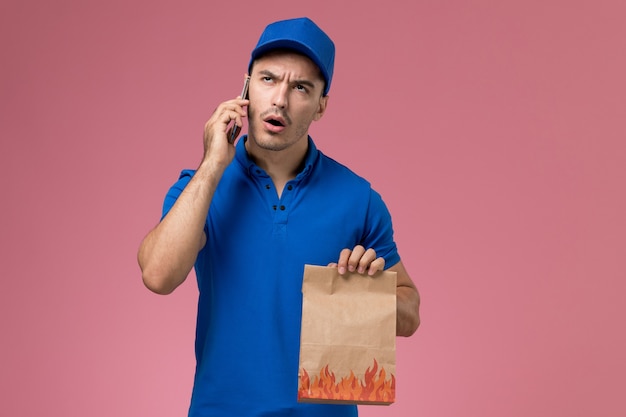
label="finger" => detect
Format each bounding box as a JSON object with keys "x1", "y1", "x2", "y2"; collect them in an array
[
  {"x1": 367, "y1": 256, "x2": 385, "y2": 276},
  {"x1": 347, "y1": 245, "x2": 366, "y2": 273},
  {"x1": 230, "y1": 97, "x2": 249, "y2": 108},
  {"x1": 227, "y1": 124, "x2": 240, "y2": 144},
  {"x1": 327, "y1": 262, "x2": 338, "y2": 268},
  {"x1": 215, "y1": 100, "x2": 248, "y2": 121},
  {"x1": 227, "y1": 113, "x2": 246, "y2": 143},
  {"x1": 227, "y1": 103, "x2": 248, "y2": 122},
  {"x1": 211, "y1": 106, "x2": 246, "y2": 137},
  {"x1": 337, "y1": 248, "x2": 353, "y2": 275},
  {"x1": 356, "y1": 247, "x2": 377, "y2": 274}
]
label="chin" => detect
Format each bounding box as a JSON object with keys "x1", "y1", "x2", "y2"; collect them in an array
[{"x1": 254, "y1": 137, "x2": 291, "y2": 152}]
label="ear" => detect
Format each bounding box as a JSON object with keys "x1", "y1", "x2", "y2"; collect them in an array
[{"x1": 313, "y1": 95, "x2": 329, "y2": 121}]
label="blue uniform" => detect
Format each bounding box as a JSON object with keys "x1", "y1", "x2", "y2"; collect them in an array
[{"x1": 162, "y1": 136, "x2": 400, "y2": 417}]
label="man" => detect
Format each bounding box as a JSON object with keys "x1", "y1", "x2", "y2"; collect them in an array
[{"x1": 138, "y1": 17, "x2": 420, "y2": 417}]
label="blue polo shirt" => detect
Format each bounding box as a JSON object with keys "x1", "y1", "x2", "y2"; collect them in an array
[{"x1": 162, "y1": 136, "x2": 400, "y2": 417}]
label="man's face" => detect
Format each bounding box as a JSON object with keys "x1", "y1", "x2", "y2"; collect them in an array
[{"x1": 246, "y1": 50, "x2": 328, "y2": 152}]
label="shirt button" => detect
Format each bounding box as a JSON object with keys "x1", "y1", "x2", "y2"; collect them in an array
[
  {"x1": 272, "y1": 205, "x2": 277, "y2": 210},
  {"x1": 280, "y1": 205, "x2": 285, "y2": 211},
  {"x1": 287, "y1": 185, "x2": 293, "y2": 191},
  {"x1": 266, "y1": 184, "x2": 271, "y2": 190}
]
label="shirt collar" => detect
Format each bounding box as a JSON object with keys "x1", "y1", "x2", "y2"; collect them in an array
[{"x1": 235, "y1": 135, "x2": 319, "y2": 180}]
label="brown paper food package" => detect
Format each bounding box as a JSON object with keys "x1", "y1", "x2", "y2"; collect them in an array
[{"x1": 297, "y1": 265, "x2": 397, "y2": 405}]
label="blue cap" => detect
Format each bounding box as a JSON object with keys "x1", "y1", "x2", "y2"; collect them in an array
[{"x1": 248, "y1": 17, "x2": 335, "y2": 96}]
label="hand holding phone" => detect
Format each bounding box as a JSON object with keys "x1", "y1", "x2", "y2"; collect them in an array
[{"x1": 229, "y1": 75, "x2": 250, "y2": 143}]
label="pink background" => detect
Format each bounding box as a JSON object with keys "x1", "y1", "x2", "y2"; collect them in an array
[{"x1": 2, "y1": 1, "x2": 625, "y2": 416}]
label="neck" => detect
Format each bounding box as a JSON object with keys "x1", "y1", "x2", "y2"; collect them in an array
[{"x1": 245, "y1": 136, "x2": 308, "y2": 196}]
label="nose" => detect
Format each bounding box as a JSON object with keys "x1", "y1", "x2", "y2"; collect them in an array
[{"x1": 272, "y1": 82, "x2": 289, "y2": 109}]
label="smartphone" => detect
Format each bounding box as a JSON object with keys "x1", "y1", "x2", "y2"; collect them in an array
[{"x1": 229, "y1": 76, "x2": 250, "y2": 143}]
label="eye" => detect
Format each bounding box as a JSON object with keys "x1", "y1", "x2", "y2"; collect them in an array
[{"x1": 295, "y1": 84, "x2": 308, "y2": 93}]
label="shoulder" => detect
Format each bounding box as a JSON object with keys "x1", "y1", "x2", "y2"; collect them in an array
[{"x1": 315, "y1": 150, "x2": 371, "y2": 189}]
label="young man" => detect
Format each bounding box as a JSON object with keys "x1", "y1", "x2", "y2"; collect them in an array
[{"x1": 138, "y1": 17, "x2": 420, "y2": 417}]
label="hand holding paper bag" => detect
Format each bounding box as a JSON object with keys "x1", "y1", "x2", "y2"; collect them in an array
[{"x1": 298, "y1": 265, "x2": 397, "y2": 405}]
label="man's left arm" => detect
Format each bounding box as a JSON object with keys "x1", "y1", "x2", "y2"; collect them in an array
[{"x1": 388, "y1": 260, "x2": 420, "y2": 337}]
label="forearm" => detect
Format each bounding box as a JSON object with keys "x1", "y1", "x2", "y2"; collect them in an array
[
  {"x1": 138, "y1": 161, "x2": 222, "y2": 294},
  {"x1": 396, "y1": 285, "x2": 420, "y2": 336},
  {"x1": 387, "y1": 261, "x2": 420, "y2": 336},
  {"x1": 138, "y1": 94, "x2": 246, "y2": 293}
]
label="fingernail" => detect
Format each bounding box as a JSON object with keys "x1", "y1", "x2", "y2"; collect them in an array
[{"x1": 338, "y1": 267, "x2": 346, "y2": 275}]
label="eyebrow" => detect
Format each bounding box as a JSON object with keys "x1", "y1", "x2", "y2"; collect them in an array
[{"x1": 258, "y1": 69, "x2": 318, "y2": 89}]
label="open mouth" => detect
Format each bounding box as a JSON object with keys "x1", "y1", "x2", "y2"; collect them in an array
[{"x1": 264, "y1": 114, "x2": 286, "y2": 127}]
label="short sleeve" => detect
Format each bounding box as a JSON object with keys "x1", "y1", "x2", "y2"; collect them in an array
[
  {"x1": 161, "y1": 169, "x2": 196, "y2": 220},
  {"x1": 361, "y1": 189, "x2": 401, "y2": 269}
]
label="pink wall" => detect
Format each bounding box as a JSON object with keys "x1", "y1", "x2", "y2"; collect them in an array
[{"x1": 2, "y1": 1, "x2": 625, "y2": 416}]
